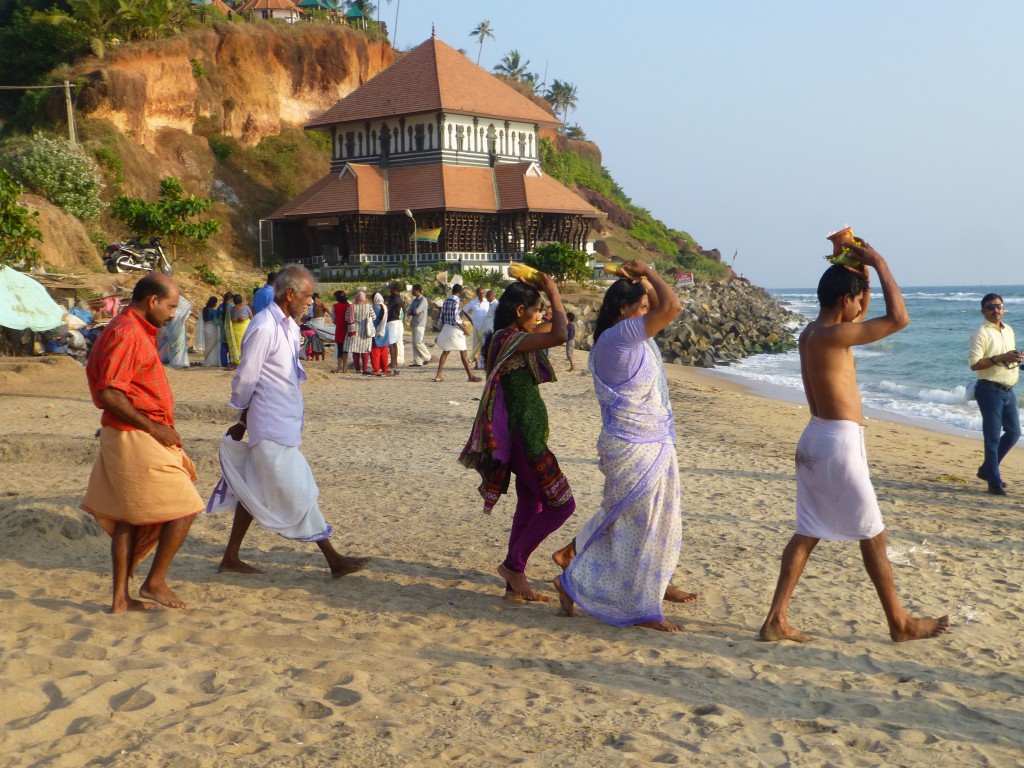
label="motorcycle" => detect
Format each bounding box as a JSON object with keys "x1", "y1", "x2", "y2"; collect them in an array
[{"x1": 103, "y1": 237, "x2": 173, "y2": 276}]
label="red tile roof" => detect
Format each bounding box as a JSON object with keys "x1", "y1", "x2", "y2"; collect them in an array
[
  {"x1": 236, "y1": 0, "x2": 298, "y2": 11},
  {"x1": 268, "y1": 162, "x2": 601, "y2": 220},
  {"x1": 306, "y1": 36, "x2": 559, "y2": 129}
]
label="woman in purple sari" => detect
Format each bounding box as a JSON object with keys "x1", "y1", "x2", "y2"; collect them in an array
[
  {"x1": 552, "y1": 260, "x2": 697, "y2": 631},
  {"x1": 460, "y1": 275, "x2": 575, "y2": 602}
]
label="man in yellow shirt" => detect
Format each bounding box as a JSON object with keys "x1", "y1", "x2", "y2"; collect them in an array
[{"x1": 968, "y1": 293, "x2": 1024, "y2": 495}]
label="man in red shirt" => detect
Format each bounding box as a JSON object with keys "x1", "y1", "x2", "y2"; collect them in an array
[{"x1": 82, "y1": 273, "x2": 203, "y2": 613}]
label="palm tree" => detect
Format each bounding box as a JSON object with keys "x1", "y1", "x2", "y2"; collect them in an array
[
  {"x1": 469, "y1": 20, "x2": 494, "y2": 66},
  {"x1": 564, "y1": 124, "x2": 587, "y2": 140},
  {"x1": 544, "y1": 79, "x2": 578, "y2": 124},
  {"x1": 34, "y1": 0, "x2": 127, "y2": 59},
  {"x1": 493, "y1": 49, "x2": 530, "y2": 81}
]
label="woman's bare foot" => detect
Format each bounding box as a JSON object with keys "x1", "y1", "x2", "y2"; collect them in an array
[
  {"x1": 759, "y1": 618, "x2": 812, "y2": 642},
  {"x1": 109, "y1": 597, "x2": 154, "y2": 614},
  {"x1": 635, "y1": 620, "x2": 682, "y2": 632},
  {"x1": 890, "y1": 615, "x2": 950, "y2": 642},
  {"x1": 497, "y1": 563, "x2": 531, "y2": 596},
  {"x1": 218, "y1": 556, "x2": 264, "y2": 575},
  {"x1": 551, "y1": 540, "x2": 575, "y2": 571},
  {"x1": 468, "y1": 374, "x2": 482, "y2": 382},
  {"x1": 434, "y1": 376, "x2": 443, "y2": 382},
  {"x1": 552, "y1": 576, "x2": 575, "y2": 617},
  {"x1": 139, "y1": 582, "x2": 187, "y2": 610},
  {"x1": 663, "y1": 585, "x2": 698, "y2": 604},
  {"x1": 330, "y1": 555, "x2": 371, "y2": 578}
]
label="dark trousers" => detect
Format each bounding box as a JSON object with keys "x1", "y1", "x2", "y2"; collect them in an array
[
  {"x1": 976, "y1": 379, "x2": 1021, "y2": 485},
  {"x1": 503, "y1": 436, "x2": 575, "y2": 574}
]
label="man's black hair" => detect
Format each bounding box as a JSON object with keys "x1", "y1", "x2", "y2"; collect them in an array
[
  {"x1": 131, "y1": 274, "x2": 172, "y2": 303},
  {"x1": 981, "y1": 292, "x2": 1003, "y2": 308},
  {"x1": 451, "y1": 284, "x2": 463, "y2": 295},
  {"x1": 817, "y1": 264, "x2": 868, "y2": 309}
]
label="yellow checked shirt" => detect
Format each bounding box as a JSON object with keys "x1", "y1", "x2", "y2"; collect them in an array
[{"x1": 969, "y1": 320, "x2": 1019, "y2": 388}]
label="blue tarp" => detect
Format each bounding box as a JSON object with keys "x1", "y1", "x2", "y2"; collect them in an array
[{"x1": 0, "y1": 266, "x2": 65, "y2": 332}]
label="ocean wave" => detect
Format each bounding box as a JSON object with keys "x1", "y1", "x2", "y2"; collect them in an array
[
  {"x1": 861, "y1": 395, "x2": 982, "y2": 432},
  {"x1": 872, "y1": 379, "x2": 971, "y2": 404}
]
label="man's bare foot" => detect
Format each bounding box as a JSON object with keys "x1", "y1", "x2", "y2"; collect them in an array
[
  {"x1": 468, "y1": 375, "x2": 482, "y2": 382},
  {"x1": 330, "y1": 555, "x2": 370, "y2": 578},
  {"x1": 434, "y1": 376, "x2": 443, "y2": 382},
  {"x1": 552, "y1": 576, "x2": 575, "y2": 617},
  {"x1": 139, "y1": 583, "x2": 187, "y2": 610},
  {"x1": 109, "y1": 598, "x2": 154, "y2": 614},
  {"x1": 503, "y1": 589, "x2": 554, "y2": 604},
  {"x1": 664, "y1": 585, "x2": 698, "y2": 604},
  {"x1": 218, "y1": 557, "x2": 264, "y2": 575},
  {"x1": 551, "y1": 541, "x2": 575, "y2": 571},
  {"x1": 635, "y1": 620, "x2": 682, "y2": 632},
  {"x1": 890, "y1": 615, "x2": 950, "y2": 642},
  {"x1": 758, "y1": 618, "x2": 812, "y2": 642}
]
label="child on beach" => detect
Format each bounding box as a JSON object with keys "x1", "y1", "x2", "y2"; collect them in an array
[
  {"x1": 459, "y1": 274, "x2": 575, "y2": 603},
  {"x1": 565, "y1": 312, "x2": 577, "y2": 371},
  {"x1": 759, "y1": 241, "x2": 949, "y2": 643}
]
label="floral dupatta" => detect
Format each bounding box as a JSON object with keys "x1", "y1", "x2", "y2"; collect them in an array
[{"x1": 458, "y1": 327, "x2": 558, "y2": 512}]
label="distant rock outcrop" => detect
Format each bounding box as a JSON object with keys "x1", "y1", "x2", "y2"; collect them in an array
[{"x1": 570, "y1": 279, "x2": 801, "y2": 367}]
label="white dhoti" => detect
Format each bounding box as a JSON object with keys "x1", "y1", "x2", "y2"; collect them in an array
[
  {"x1": 206, "y1": 436, "x2": 332, "y2": 542},
  {"x1": 795, "y1": 417, "x2": 884, "y2": 541},
  {"x1": 436, "y1": 324, "x2": 467, "y2": 352}
]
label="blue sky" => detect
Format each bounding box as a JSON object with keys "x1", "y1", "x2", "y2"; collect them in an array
[{"x1": 387, "y1": 1, "x2": 1023, "y2": 288}]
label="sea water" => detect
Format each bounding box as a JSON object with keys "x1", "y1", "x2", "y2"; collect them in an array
[{"x1": 713, "y1": 286, "x2": 1024, "y2": 437}]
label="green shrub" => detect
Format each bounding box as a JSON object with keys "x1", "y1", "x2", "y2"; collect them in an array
[
  {"x1": 191, "y1": 58, "x2": 206, "y2": 78},
  {"x1": 0, "y1": 133, "x2": 105, "y2": 220},
  {"x1": 460, "y1": 266, "x2": 509, "y2": 290},
  {"x1": 208, "y1": 134, "x2": 238, "y2": 162},
  {"x1": 0, "y1": 169, "x2": 42, "y2": 268},
  {"x1": 523, "y1": 242, "x2": 591, "y2": 284},
  {"x1": 304, "y1": 129, "x2": 331, "y2": 153},
  {"x1": 93, "y1": 146, "x2": 124, "y2": 185},
  {"x1": 195, "y1": 264, "x2": 222, "y2": 285}
]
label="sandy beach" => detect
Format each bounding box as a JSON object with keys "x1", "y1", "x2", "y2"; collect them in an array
[{"x1": 0, "y1": 348, "x2": 1021, "y2": 767}]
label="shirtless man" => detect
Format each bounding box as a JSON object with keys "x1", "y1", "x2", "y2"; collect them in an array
[{"x1": 759, "y1": 241, "x2": 949, "y2": 643}]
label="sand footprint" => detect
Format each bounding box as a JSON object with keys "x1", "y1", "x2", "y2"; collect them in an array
[{"x1": 109, "y1": 686, "x2": 156, "y2": 712}]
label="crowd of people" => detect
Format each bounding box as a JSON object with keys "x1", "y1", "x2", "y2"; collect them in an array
[{"x1": 81, "y1": 250, "x2": 959, "y2": 643}]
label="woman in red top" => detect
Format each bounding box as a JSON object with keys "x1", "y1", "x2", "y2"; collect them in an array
[{"x1": 332, "y1": 290, "x2": 351, "y2": 374}]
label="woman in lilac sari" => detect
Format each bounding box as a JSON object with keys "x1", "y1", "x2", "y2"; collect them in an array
[
  {"x1": 460, "y1": 275, "x2": 575, "y2": 602},
  {"x1": 552, "y1": 260, "x2": 697, "y2": 631}
]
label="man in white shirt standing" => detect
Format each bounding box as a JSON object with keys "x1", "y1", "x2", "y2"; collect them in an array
[
  {"x1": 464, "y1": 286, "x2": 491, "y2": 369},
  {"x1": 206, "y1": 264, "x2": 370, "y2": 576},
  {"x1": 969, "y1": 292, "x2": 1024, "y2": 495}
]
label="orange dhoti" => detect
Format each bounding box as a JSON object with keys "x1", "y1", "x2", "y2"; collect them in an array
[{"x1": 81, "y1": 427, "x2": 204, "y2": 572}]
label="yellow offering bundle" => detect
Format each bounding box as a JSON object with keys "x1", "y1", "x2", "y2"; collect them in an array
[
  {"x1": 826, "y1": 226, "x2": 864, "y2": 267},
  {"x1": 508, "y1": 261, "x2": 543, "y2": 286},
  {"x1": 603, "y1": 262, "x2": 624, "y2": 276}
]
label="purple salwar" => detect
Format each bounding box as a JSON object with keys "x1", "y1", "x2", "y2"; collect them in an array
[{"x1": 503, "y1": 432, "x2": 576, "y2": 574}]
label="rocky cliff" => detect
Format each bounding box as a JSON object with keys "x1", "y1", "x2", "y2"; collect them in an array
[{"x1": 72, "y1": 24, "x2": 394, "y2": 151}]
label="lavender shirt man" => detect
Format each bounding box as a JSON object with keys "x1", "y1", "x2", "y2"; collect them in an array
[{"x1": 206, "y1": 264, "x2": 369, "y2": 578}]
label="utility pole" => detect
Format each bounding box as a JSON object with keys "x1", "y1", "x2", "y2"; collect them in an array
[
  {"x1": 64, "y1": 81, "x2": 77, "y2": 146},
  {"x1": 405, "y1": 209, "x2": 417, "y2": 272}
]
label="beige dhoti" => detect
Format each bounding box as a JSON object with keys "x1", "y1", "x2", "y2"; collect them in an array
[
  {"x1": 795, "y1": 417, "x2": 885, "y2": 541},
  {"x1": 81, "y1": 427, "x2": 204, "y2": 571}
]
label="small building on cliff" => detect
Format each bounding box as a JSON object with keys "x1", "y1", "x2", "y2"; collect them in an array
[{"x1": 266, "y1": 33, "x2": 601, "y2": 277}]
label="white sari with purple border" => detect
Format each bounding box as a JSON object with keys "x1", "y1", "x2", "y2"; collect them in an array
[{"x1": 560, "y1": 326, "x2": 682, "y2": 626}]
